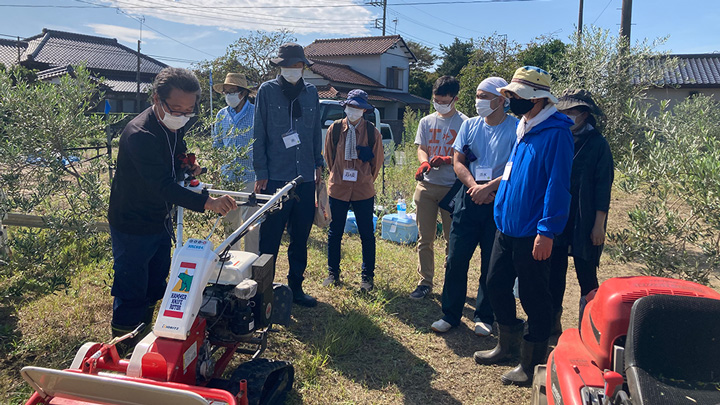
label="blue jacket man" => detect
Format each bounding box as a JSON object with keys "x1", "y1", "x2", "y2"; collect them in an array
[{"x1": 474, "y1": 66, "x2": 573, "y2": 387}]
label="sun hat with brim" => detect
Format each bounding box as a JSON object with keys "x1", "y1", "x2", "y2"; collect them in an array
[
  {"x1": 212, "y1": 72, "x2": 251, "y2": 94},
  {"x1": 555, "y1": 88, "x2": 602, "y2": 116},
  {"x1": 340, "y1": 89, "x2": 374, "y2": 110},
  {"x1": 497, "y1": 66, "x2": 558, "y2": 104},
  {"x1": 269, "y1": 42, "x2": 313, "y2": 67}
]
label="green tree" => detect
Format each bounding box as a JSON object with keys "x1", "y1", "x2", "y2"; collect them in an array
[
  {"x1": 611, "y1": 96, "x2": 720, "y2": 284},
  {"x1": 437, "y1": 38, "x2": 474, "y2": 78},
  {"x1": 407, "y1": 41, "x2": 438, "y2": 100},
  {"x1": 456, "y1": 33, "x2": 522, "y2": 116},
  {"x1": 551, "y1": 26, "x2": 676, "y2": 159},
  {"x1": 407, "y1": 40, "x2": 436, "y2": 71},
  {"x1": 193, "y1": 30, "x2": 297, "y2": 117},
  {"x1": 518, "y1": 37, "x2": 567, "y2": 74},
  {"x1": 0, "y1": 65, "x2": 113, "y2": 298}
]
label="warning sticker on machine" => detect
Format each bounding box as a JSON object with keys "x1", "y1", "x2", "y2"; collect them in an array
[
  {"x1": 183, "y1": 341, "x2": 197, "y2": 373},
  {"x1": 162, "y1": 262, "x2": 196, "y2": 318}
]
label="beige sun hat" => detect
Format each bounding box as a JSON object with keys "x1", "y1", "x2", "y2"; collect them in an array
[
  {"x1": 212, "y1": 73, "x2": 251, "y2": 94},
  {"x1": 497, "y1": 66, "x2": 558, "y2": 104}
]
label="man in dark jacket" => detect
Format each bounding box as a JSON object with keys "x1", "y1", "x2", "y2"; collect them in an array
[
  {"x1": 473, "y1": 66, "x2": 573, "y2": 386},
  {"x1": 253, "y1": 43, "x2": 323, "y2": 307},
  {"x1": 108, "y1": 67, "x2": 236, "y2": 351}
]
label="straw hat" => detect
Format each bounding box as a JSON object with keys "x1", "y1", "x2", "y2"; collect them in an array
[
  {"x1": 212, "y1": 73, "x2": 251, "y2": 94},
  {"x1": 497, "y1": 66, "x2": 558, "y2": 104}
]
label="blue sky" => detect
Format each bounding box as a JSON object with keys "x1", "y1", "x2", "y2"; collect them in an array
[{"x1": 1, "y1": 0, "x2": 718, "y2": 69}]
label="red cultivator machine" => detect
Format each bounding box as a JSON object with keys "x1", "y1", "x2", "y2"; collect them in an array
[
  {"x1": 21, "y1": 176, "x2": 304, "y2": 405},
  {"x1": 532, "y1": 276, "x2": 720, "y2": 405}
]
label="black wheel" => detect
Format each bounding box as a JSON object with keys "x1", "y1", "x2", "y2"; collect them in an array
[
  {"x1": 531, "y1": 364, "x2": 548, "y2": 405},
  {"x1": 225, "y1": 358, "x2": 294, "y2": 405}
]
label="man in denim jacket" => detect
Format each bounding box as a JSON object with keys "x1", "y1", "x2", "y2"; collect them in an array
[{"x1": 253, "y1": 43, "x2": 323, "y2": 307}]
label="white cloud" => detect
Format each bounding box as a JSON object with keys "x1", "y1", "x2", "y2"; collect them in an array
[
  {"x1": 96, "y1": 0, "x2": 375, "y2": 35},
  {"x1": 86, "y1": 23, "x2": 160, "y2": 43}
]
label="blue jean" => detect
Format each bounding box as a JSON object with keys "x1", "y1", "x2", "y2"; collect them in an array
[
  {"x1": 259, "y1": 179, "x2": 315, "y2": 286},
  {"x1": 327, "y1": 196, "x2": 375, "y2": 279},
  {"x1": 110, "y1": 226, "x2": 172, "y2": 327},
  {"x1": 440, "y1": 187, "x2": 496, "y2": 326}
]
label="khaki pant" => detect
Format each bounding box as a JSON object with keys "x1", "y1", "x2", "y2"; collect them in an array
[
  {"x1": 222, "y1": 185, "x2": 260, "y2": 254},
  {"x1": 414, "y1": 181, "x2": 452, "y2": 288}
]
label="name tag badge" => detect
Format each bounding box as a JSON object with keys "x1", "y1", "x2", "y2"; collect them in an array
[
  {"x1": 282, "y1": 130, "x2": 301, "y2": 149},
  {"x1": 474, "y1": 167, "x2": 492, "y2": 182},
  {"x1": 342, "y1": 168, "x2": 358, "y2": 182},
  {"x1": 501, "y1": 162, "x2": 513, "y2": 181}
]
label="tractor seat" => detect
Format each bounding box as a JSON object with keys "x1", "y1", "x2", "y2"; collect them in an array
[{"x1": 624, "y1": 294, "x2": 720, "y2": 405}]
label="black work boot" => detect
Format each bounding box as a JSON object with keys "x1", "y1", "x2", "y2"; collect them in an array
[
  {"x1": 289, "y1": 282, "x2": 317, "y2": 307},
  {"x1": 501, "y1": 337, "x2": 549, "y2": 386},
  {"x1": 473, "y1": 321, "x2": 524, "y2": 365}
]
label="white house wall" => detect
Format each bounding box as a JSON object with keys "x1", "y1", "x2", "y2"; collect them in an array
[{"x1": 380, "y1": 52, "x2": 410, "y2": 93}]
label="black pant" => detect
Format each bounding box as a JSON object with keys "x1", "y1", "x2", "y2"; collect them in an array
[
  {"x1": 259, "y1": 180, "x2": 315, "y2": 286},
  {"x1": 487, "y1": 231, "x2": 553, "y2": 342},
  {"x1": 327, "y1": 196, "x2": 375, "y2": 279},
  {"x1": 549, "y1": 246, "x2": 600, "y2": 314},
  {"x1": 440, "y1": 188, "x2": 495, "y2": 326}
]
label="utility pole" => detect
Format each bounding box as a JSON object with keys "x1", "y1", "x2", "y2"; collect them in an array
[
  {"x1": 135, "y1": 17, "x2": 144, "y2": 113},
  {"x1": 620, "y1": 0, "x2": 632, "y2": 43},
  {"x1": 369, "y1": 0, "x2": 387, "y2": 35},
  {"x1": 16, "y1": 36, "x2": 21, "y2": 63},
  {"x1": 577, "y1": 0, "x2": 584, "y2": 42},
  {"x1": 382, "y1": 0, "x2": 387, "y2": 35},
  {"x1": 136, "y1": 40, "x2": 141, "y2": 113}
]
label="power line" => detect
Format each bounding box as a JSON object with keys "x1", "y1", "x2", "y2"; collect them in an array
[
  {"x1": 592, "y1": 0, "x2": 615, "y2": 25},
  {"x1": 388, "y1": 9, "x2": 472, "y2": 41},
  {"x1": 392, "y1": 0, "x2": 492, "y2": 37}
]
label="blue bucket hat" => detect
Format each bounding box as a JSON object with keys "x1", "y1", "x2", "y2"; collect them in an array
[{"x1": 340, "y1": 89, "x2": 373, "y2": 110}]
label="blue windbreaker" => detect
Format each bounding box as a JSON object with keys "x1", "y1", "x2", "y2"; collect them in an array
[{"x1": 493, "y1": 112, "x2": 574, "y2": 239}]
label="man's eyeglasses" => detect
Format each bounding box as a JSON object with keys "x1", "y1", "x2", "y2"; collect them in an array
[{"x1": 162, "y1": 100, "x2": 196, "y2": 118}]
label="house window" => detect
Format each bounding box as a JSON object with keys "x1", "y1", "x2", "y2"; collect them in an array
[{"x1": 387, "y1": 67, "x2": 403, "y2": 90}]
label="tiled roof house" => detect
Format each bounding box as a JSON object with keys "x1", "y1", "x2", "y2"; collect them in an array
[
  {"x1": 0, "y1": 28, "x2": 167, "y2": 113},
  {"x1": 645, "y1": 53, "x2": 720, "y2": 109},
  {"x1": 303, "y1": 35, "x2": 429, "y2": 129}
]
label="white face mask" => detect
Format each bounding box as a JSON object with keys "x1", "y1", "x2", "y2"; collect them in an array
[
  {"x1": 280, "y1": 67, "x2": 303, "y2": 84},
  {"x1": 345, "y1": 106, "x2": 365, "y2": 122},
  {"x1": 225, "y1": 92, "x2": 243, "y2": 108},
  {"x1": 475, "y1": 98, "x2": 499, "y2": 118},
  {"x1": 433, "y1": 99, "x2": 454, "y2": 115},
  {"x1": 159, "y1": 104, "x2": 190, "y2": 131}
]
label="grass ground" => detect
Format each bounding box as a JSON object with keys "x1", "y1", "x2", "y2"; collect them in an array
[{"x1": 1, "y1": 186, "x2": 718, "y2": 404}]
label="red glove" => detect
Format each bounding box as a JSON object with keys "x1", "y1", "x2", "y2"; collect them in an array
[
  {"x1": 415, "y1": 161, "x2": 431, "y2": 180},
  {"x1": 429, "y1": 155, "x2": 452, "y2": 167}
]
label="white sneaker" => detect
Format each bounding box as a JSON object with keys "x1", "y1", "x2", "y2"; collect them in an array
[
  {"x1": 431, "y1": 319, "x2": 452, "y2": 333},
  {"x1": 474, "y1": 321, "x2": 493, "y2": 337}
]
